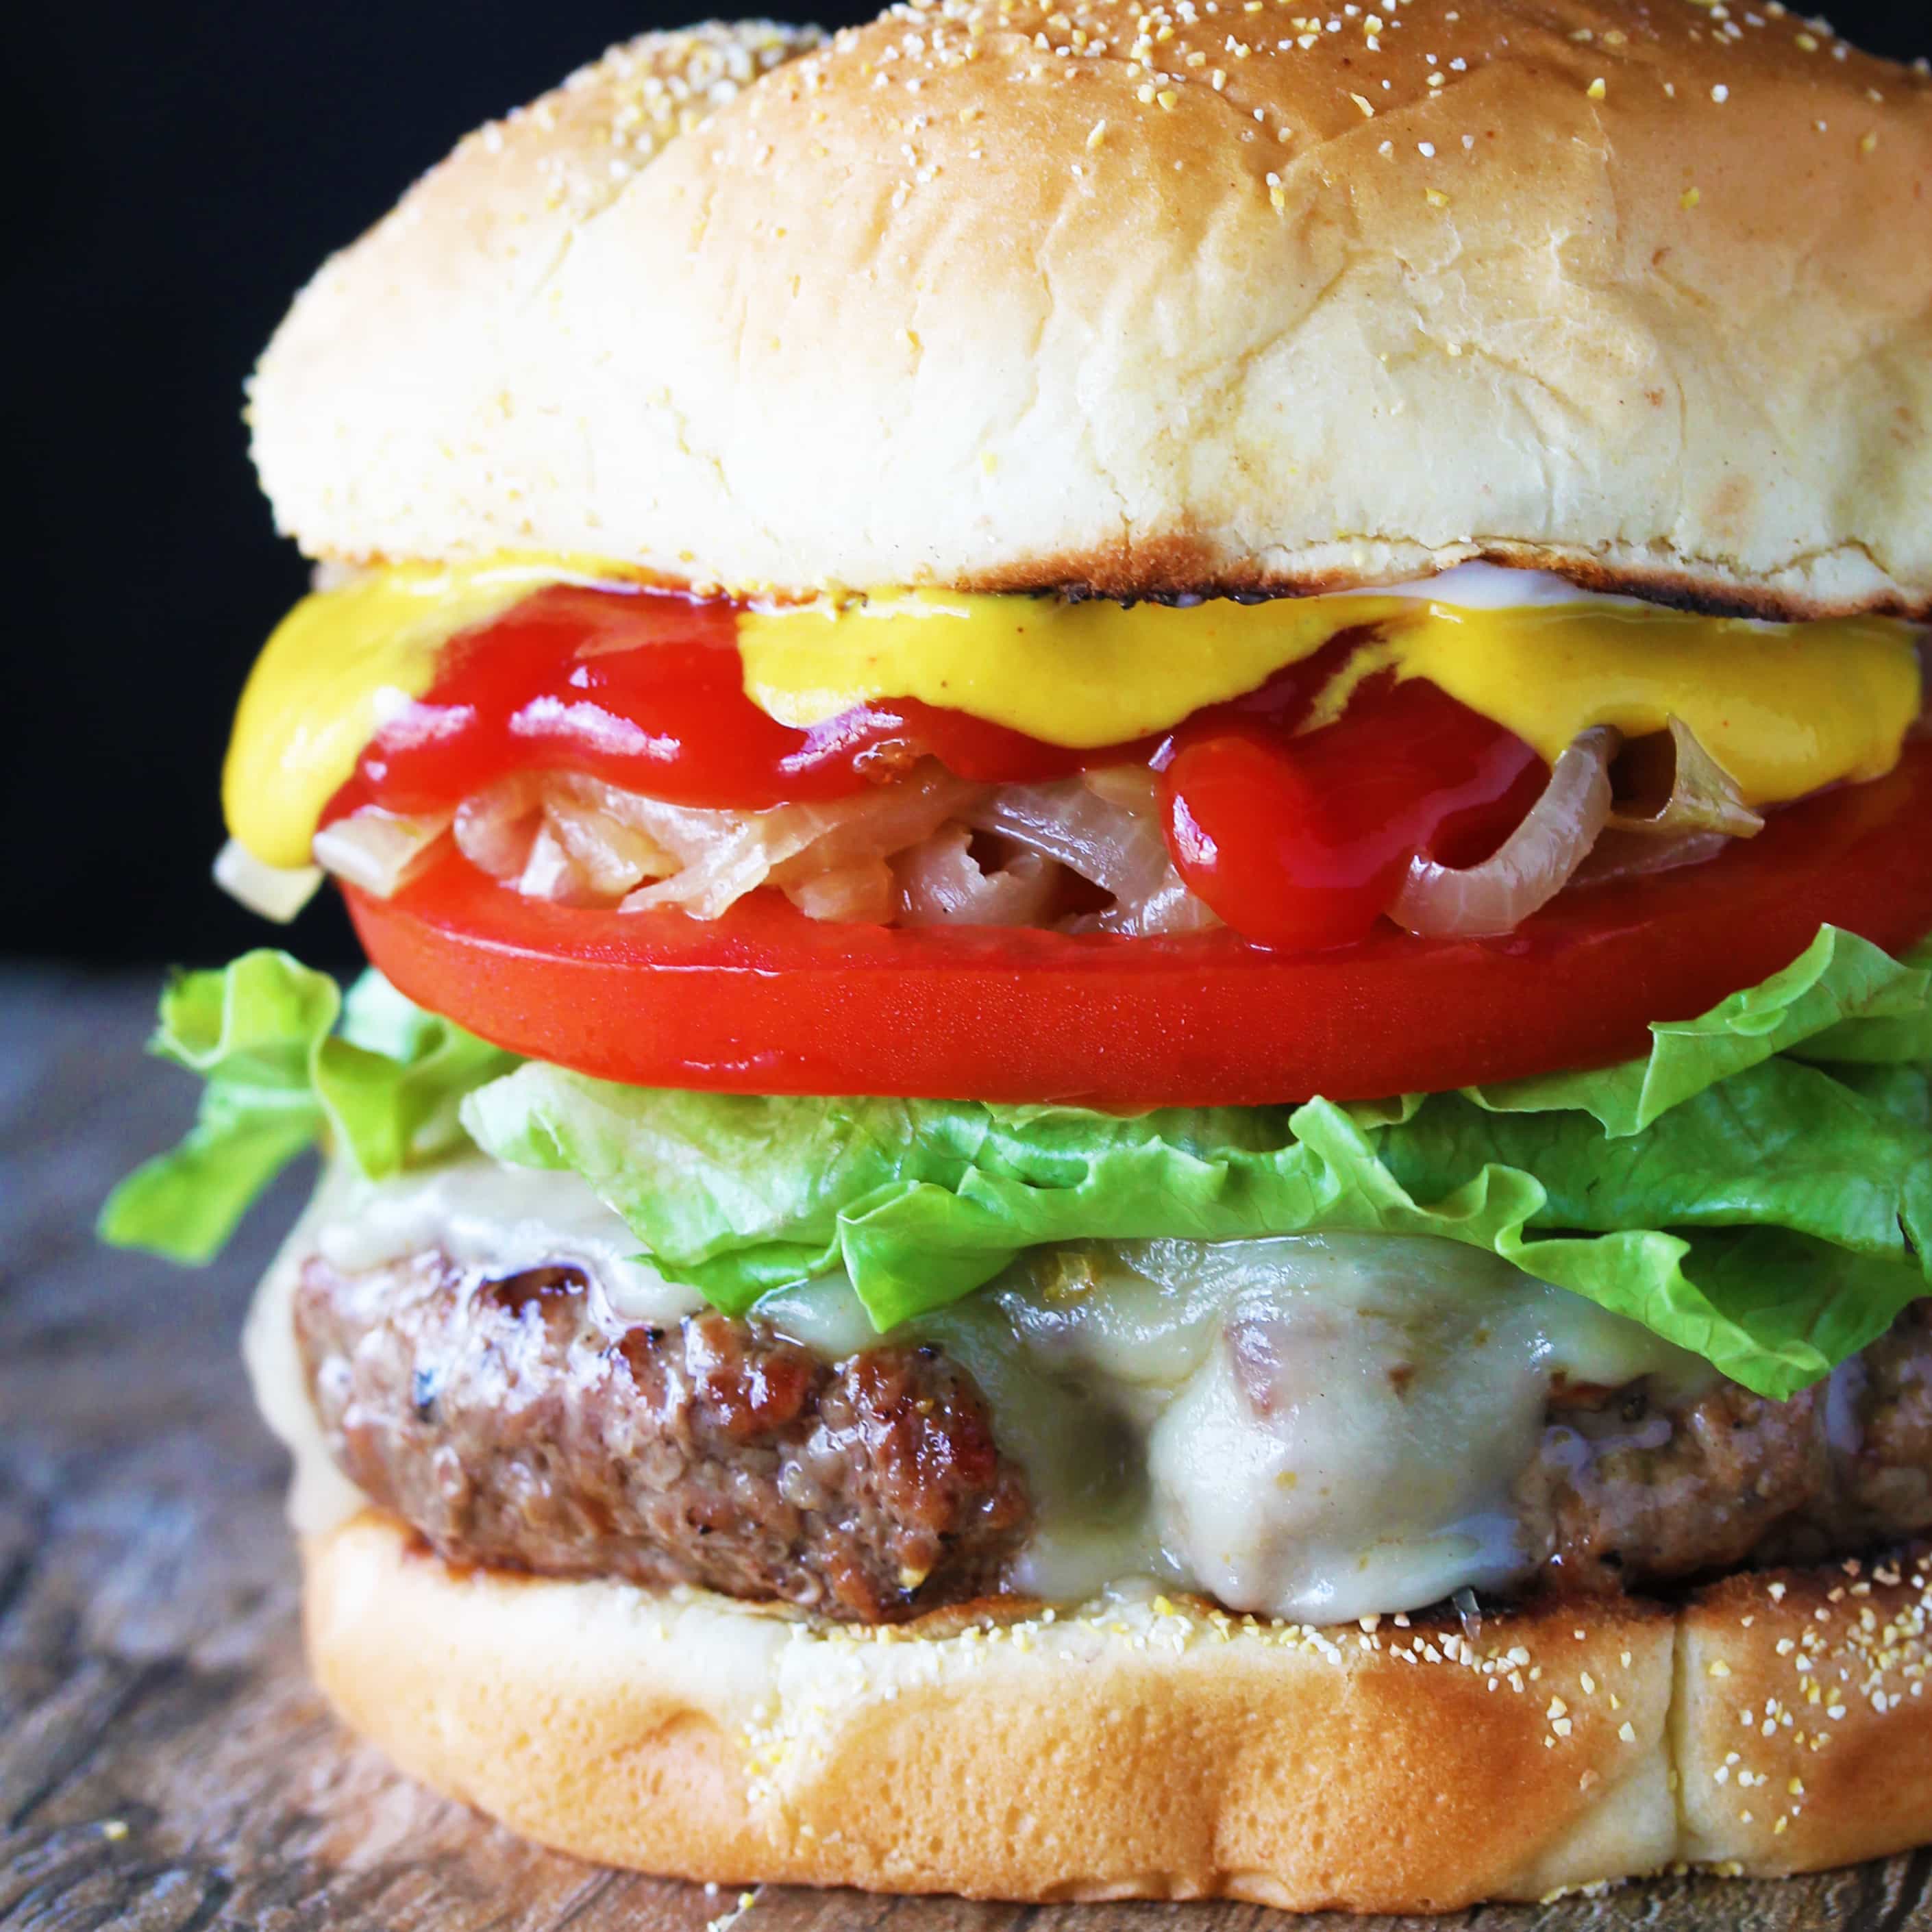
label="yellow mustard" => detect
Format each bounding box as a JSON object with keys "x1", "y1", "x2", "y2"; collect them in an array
[{"x1": 221, "y1": 557, "x2": 1923, "y2": 869}]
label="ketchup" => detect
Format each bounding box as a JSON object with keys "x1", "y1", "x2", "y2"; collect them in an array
[
  {"x1": 330, "y1": 583, "x2": 1546, "y2": 951},
  {"x1": 345, "y1": 584, "x2": 1084, "y2": 816},
  {"x1": 1158, "y1": 653, "x2": 1548, "y2": 950}
]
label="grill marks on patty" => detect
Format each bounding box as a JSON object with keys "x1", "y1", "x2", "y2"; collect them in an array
[{"x1": 295, "y1": 1253, "x2": 1029, "y2": 1622}]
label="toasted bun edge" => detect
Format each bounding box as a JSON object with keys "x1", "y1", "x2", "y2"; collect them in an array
[
  {"x1": 303, "y1": 1512, "x2": 1932, "y2": 1909},
  {"x1": 247, "y1": 5, "x2": 1932, "y2": 613}
]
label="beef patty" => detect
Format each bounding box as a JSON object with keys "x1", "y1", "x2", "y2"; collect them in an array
[
  {"x1": 295, "y1": 1248, "x2": 1932, "y2": 1622},
  {"x1": 295, "y1": 1253, "x2": 1029, "y2": 1622},
  {"x1": 1533, "y1": 1303, "x2": 1932, "y2": 1592}
]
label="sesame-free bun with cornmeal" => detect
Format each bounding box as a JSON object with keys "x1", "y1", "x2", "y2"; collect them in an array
[
  {"x1": 308, "y1": 1512, "x2": 1932, "y2": 1909},
  {"x1": 249, "y1": 0, "x2": 1932, "y2": 612}
]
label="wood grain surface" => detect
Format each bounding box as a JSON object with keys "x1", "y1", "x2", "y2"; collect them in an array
[{"x1": 6, "y1": 968, "x2": 1932, "y2": 1931}]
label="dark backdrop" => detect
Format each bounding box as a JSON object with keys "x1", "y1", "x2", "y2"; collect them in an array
[{"x1": 12, "y1": 1, "x2": 1928, "y2": 969}]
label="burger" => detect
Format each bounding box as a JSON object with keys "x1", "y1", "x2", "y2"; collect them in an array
[{"x1": 104, "y1": 0, "x2": 1932, "y2": 1911}]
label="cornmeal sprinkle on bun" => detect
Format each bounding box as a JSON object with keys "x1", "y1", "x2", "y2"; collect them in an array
[
  {"x1": 308, "y1": 1512, "x2": 1932, "y2": 1910},
  {"x1": 250, "y1": 0, "x2": 1932, "y2": 610}
]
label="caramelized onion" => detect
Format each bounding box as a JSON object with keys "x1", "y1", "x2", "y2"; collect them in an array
[
  {"x1": 452, "y1": 775, "x2": 678, "y2": 904},
  {"x1": 451, "y1": 762, "x2": 1215, "y2": 932},
  {"x1": 513, "y1": 821, "x2": 590, "y2": 904},
  {"x1": 786, "y1": 859, "x2": 898, "y2": 924},
  {"x1": 541, "y1": 778, "x2": 681, "y2": 897},
  {"x1": 968, "y1": 771, "x2": 1218, "y2": 937},
  {"x1": 623, "y1": 763, "x2": 977, "y2": 920},
  {"x1": 455, "y1": 776, "x2": 543, "y2": 880},
  {"x1": 212, "y1": 839, "x2": 322, "y2": 924},
  {"x1": 1607, "y1": 717, "x2": 1763, "y2": 840},
  {"x1": 1568, "y1": 828, "x2": 1731, "y2": 890},
  {"x1": 895, "y1": 825, "x2": 1058, "y2": 926},
  {"x1": 452, "y1": 767, "x2": 977, "y2": 920},
  {"x1": 1389, "y1": 728, "x2": 1616, "y2": 939},
  {"x1": 312, "y1": 807, "x2": 454, "y2": 900}
]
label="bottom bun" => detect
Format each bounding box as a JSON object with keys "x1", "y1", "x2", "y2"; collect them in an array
[{"x1": 304, "y1": 1511, "x2": 1932, "y2": 1911}]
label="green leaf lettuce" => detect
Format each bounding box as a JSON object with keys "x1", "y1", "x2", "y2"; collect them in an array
[
  {"x1": 461, "y1": 926, "x2": 1932, "y2": 1398},
  {"x1": 106, "y1": 927, "x2": 1932, "y2": 1400},
  {"x1": 98, "y1": 951, "x2": 514, "y2": 1261}
]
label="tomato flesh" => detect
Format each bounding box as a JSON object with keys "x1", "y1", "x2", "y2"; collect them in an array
[
  {"x1": 347, "y1": 738, "x2": 1932, "y2": 1109},
  {"x1": 332, "y1": 583, "x2": 1548, "y2": 950}
]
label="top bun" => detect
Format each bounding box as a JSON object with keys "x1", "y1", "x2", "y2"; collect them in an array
[{"x1": 249, "y1": 2, "x2": 1932, "y2": 615}]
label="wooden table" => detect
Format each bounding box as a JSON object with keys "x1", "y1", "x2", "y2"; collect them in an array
[{"x1": 6, "y1": 970, "x2": 1931, "y2": 1931}]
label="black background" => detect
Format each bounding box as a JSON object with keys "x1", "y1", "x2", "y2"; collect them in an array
[{"x1": 13, "y1": 1, "x2": 1929, "y2": 971}]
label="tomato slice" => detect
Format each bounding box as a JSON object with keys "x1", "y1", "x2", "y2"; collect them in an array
[{"x1": 347, "y1": 739, "x2": 1932, "y2": 1109}]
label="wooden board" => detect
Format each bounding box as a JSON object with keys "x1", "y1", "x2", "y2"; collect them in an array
[{"x1": 5, "y1": 969, "x2": 1932, "y2": 1931}]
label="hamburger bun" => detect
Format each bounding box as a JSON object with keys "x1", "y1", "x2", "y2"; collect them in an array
[
  {"x1": 243, "y1": 0, "x2": 1932, "y2": 1911},
  {"x1": 248, "y1": 1, "x2": 1932, "y2": 612},
  {"x1": 308, "y1": 1510, "x2": 1932, "y2": 1911}
]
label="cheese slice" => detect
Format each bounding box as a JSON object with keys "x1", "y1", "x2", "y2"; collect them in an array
[{"x1": 221, "y1": 556, "x2": 1923, "y2": 870}]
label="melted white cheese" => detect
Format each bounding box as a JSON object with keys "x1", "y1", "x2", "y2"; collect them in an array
[
  {"x1": 773, "y1": 1234, "x2": 1709, "y2": 1622},
  {"x1": 243, "y1": 1209, "x2": 367, "y2": 1541},
  {"x1": 1378, "y1": 562, "x2": 1650, "y2": 610},
  {"x1": 249, "y1": 1159, "x2": 1706, "y2": 1616}
]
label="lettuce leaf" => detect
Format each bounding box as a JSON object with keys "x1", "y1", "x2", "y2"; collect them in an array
[
  {"x1": 98, "y1": 951, "x2": 514, "y2": 1261},
  {"x1": 1796, "y1": 938, "x2": 1932, "y2": 1068},
  {"x1": 108, "y1": 926, "x2": 1932, "y2": 1400},
  {"x1": 462, "y1": 926, "x2": 1932, "y2": 1398},
  {"x1": 1463, "y1": 927, "x2": 1932, "y2": 1133},
  {"x1": 462, "y1": 1068, "x2": 1932, "y2": 1397}
]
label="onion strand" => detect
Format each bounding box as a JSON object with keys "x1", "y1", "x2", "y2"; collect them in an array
[
  {"x1": 1607, "y1": 716, "x2": 1763, "y2": 840},
  {"x1": 1389, "y1": 728, "x2": 1617, "y2": 939},
  {"x1": 212, "y1": 839, "x2": 323, "y2": 924},
  {"x1": 312, "y1": 808, "x2": 454, "y2": 900}
]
